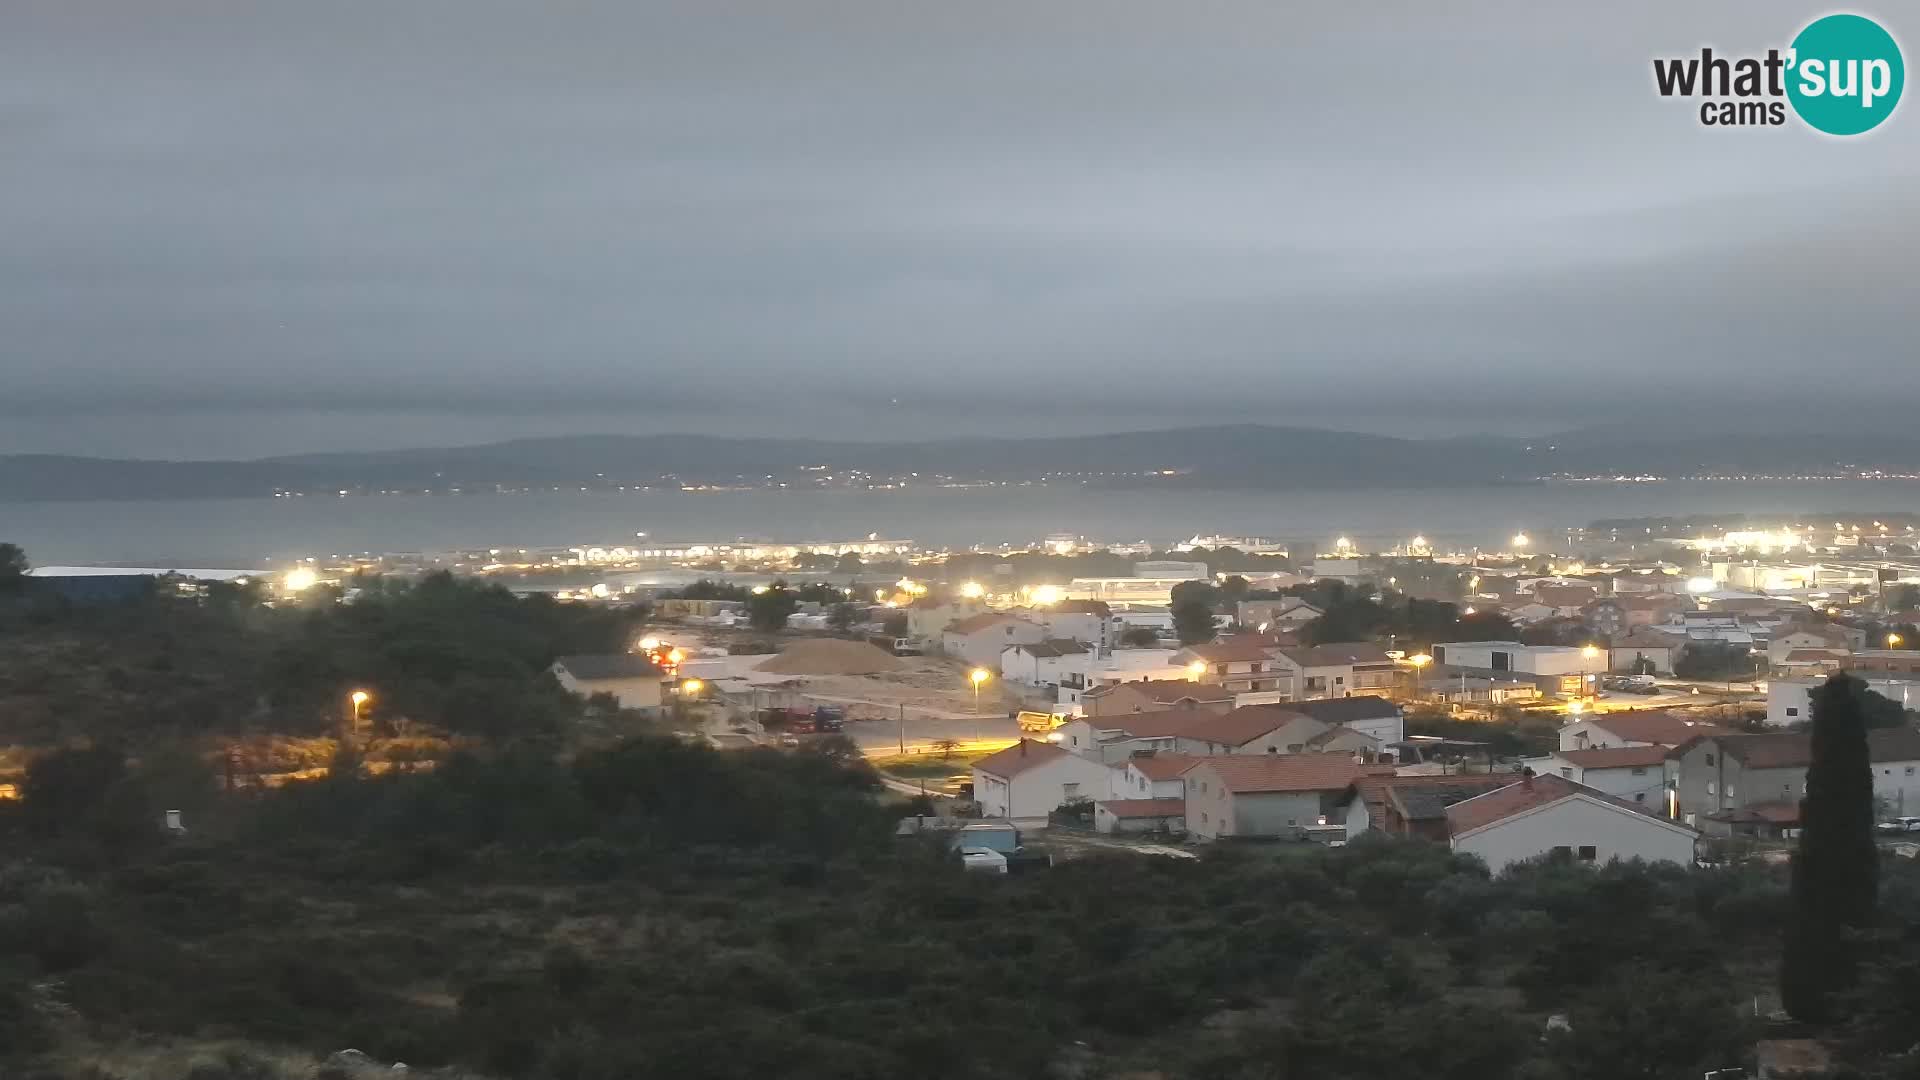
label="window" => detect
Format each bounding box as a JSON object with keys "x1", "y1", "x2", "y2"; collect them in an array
[
  {"x1": 1707, "y1": 782, "x2": 1716, "y2": 795},
  {"x1": 1267, "y1": 746, "x2": 1277, "y2": 754},
  {"x1": 1062, "y1": 783, "x2": 1079, "y2": 798},
  {"x1": 1705, "y1": 753, "x2": 1716, "y2": 765},
  {"x1": 1551, "y1": 845, "x2": 1572, "y2": 858},
  {"x1": 1631, "y1": 767, "x2": 1647, "y2": 775},
  {"x1": 1787, "y1": 707, "x2": 1799, "y2": 717},
  {"x1": 1726, "y1": 785, "x2": 1735, "y2": 798},
  {"x1": 1559, "y1": 767, "x2": 1573, "y2": 778},
  {"x1": 1634, "y1": 793, "x2": 1645, "y2": 803},
  {"x1": 1335, "y1": 676, "x2": 1345, "y2": 685},
  {"x1": 1200, "y1": 812, "x2": 1208, "y2": 824},
  {"x1": 1908, "y1": 767, "x2": 1916, "y2": 776},
  {"x1": 1577, "y1": 845, "x2": 1598, "y2": 862}
]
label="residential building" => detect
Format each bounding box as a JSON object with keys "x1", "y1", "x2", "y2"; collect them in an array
[
  {"x1": 1055, "y1": 707, "x2": 1216, "y2": 762},
  {"x1": 1173, "y1": 708, "x2": 1330, "y2": 757},
  {"x1": 1170, "y1": 637, "x2": 1288, "y2": 695},
  {"x1": 1032, "y1": 600, "x2": 1112, "y2": 652},
  {"x1": 1539, "y1": 746, "x2": 1669, "y2": 806},
  {"x1": 1272, "y1": 642, "x2": 1398, "y2": 700},
  {"x1": 905, "y1": 598, "x2": 988, "y2": 643},
  {"x1": 1108, "y1": 751, "x2": 1204, "y2": 800},
  {"x1": 1053, "y1": 647, "x2": 1179, "y2": 710},
  {"x1": 1283, "y1": 696, "x2": 1406, "y2": 744},
  {"x1": 1184, "y1": 755, "x2": 1392, "y2": 840},
  {"x1": 1339, "y1": 773, "x2": 1516, "y2": 840},
  {"x1": 1767, "y1": 624, "x2": 1856, "y2": 667},
  {"x1": 942, "y1": 613, "x2": 1047, "y2": 667},
  {"x1": 1608, "y1": 629, "x2": 1682, "y2": 675},
  {"x1": 1666, "y1": 728, "x2": 1920, "y2": 827},
  {"x1": 1530, "y1": 584, "x2": 1599, "y2": 617},
  {"x1": 1000, "y1": 639, "x2": 1091, "y2": 687},
  {"x1": 1445, "y1": 773, "x2": 1699, "y2": 873},
  {"x1": 1559, "y1": 711, "x2": 1730, "y2": 752},
  {"x1": 551, "y1": 654, "x2": 664, "y2": 712},
  {"x1": 1586, "y1": 595, "x2": 1690, "y2": 639},
  {"x1": 1236, "y1": 597, "x2": 1323, "y2": 631},
  {"x1": 1845, "y1": 650, "x2": 1920, "y2": 677},
  {"x1": 1767, "y1": 674, "x2": 1920, "y2": 726},
  {"x1": 1082, "y1": 680, "x2": 1236, "y2": 718},
  {"x1": 1093, "y1": 798, "x2": 1186, "y2": 835},
  {"x1": 971, "y1": 739, "x2": 1117, "y2": 822}
]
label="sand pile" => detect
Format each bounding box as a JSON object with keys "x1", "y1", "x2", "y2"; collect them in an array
[{"x1": 755, "y1": 638, "x2": 905, "y2": 676}]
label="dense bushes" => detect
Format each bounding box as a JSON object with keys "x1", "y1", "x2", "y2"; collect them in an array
[{"x1": 3, "y1": 735, "x2": 1920, "y2": 1076}]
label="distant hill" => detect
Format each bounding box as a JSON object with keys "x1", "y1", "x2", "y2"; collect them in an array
[{"x1": 7, "y1": 424, "x2": 1920, "y2": 501}]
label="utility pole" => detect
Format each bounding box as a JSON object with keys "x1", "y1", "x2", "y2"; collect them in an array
[{"x1": 898, "y1": 703, "x2": 907, "y2": 755}]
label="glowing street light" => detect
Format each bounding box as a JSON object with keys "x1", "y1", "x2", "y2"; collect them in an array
[
  {"x1": 751, "y1": 585, "x2": 770, "y2": 595},
  {"x1": 1890, "y1": 633, "x2": 1905, "y2": 649},
  {"x1": 1029, "y1": 584, "x2": 1063, "y2": 606},
  {"x1": 959, "y1": 581, "x2": 986, "y2": 599},
  {"x1": 638, "y1": 636, "x2": 662, "y2": 651},
  {"x1": 284, "y1": 567, "x2": 319, "y2": 592},
  {"x1": 1406, "y1": 652, "x2": 1432, "y2": 698},
  {"x1": 1187, "y1": 659, "x2": 1208, "y2": 681},
  {"x1": 968, "y1": 667, "x2": 991, "y2": 742},
  {"x1": 1511, "y1": 533, "x2": 1530, "y2": 551},
  {"x1": 681, "y1": 678, "x2": 704, "y2": 696},
  {"x1": 1567, "y1": 699, "x2": 1585, "y2": 716},
  {"x1": 347, "y1": 689, "x2": 372, "y2": 731}
]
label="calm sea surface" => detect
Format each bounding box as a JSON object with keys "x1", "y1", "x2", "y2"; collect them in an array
[{"x1": 8, "y1": 481, "x2": 1920, "y2": 567}]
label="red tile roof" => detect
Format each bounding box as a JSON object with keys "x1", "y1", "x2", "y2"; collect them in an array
[
  {"x1": 1049, "y1": 599, "x2": 1111, "y2": 616},
  {"x1": 972, "y1": 738, "x2": 1075, "y2": 779},
  {"x1": 1345, "y1": 773, "x2": 1512, "y2": 826},
  {"x1": 1279, "y1": 642, "x2": 1395, "y2": 668},
  {"x1": 1443, "y1": 773, "x2": 1675, "y2": 838},
  {"x1": 945, "y1": 612, "x2": 1032, "y2": 635},
  {"x1": 1096, "y1": 797, "x2": 1186, "y2": 819},
  {"x1": 1579, "y1": 711, "x2": 1730, "y2": 747},
  {"x1": 1087, "y1": 707, "x2": 1214, "y2": 739},
  {"x1": 1189, "y1": 754, "x2": 1391, "y2": 795},
  {"x1": 1686, "y1": 728, "x2": 1920, "y2": 770},
  {"x1": 1180, "y1": 636, "x2": 1279, "y2": 664},
  {"x1": 1127, "y1": 681, "x2": 1236, "y2": 703},
  {"x1": 1126, "y1": 752, "x2": 1205, "y2": 781},
  {"x1": 1553, "y1": 746, "x2": 1670, "y2": 769},
  {"x1": 1180, "y1": 706, "x2": 1320, "y2": 748}
]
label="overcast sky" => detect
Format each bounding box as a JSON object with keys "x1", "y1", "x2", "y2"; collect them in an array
[{"x1": 4, "y1": 1, "x2": 1915, "y2": 458}]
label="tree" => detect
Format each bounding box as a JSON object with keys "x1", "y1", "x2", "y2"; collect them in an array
[
  {"x1": 0, "y1": 542, "x2": 27, "y2": 593},
  {"x1": 827, "y1": 603, "x2": 859, "y2": 633},
  {"x1": 1173, "y1": 601, "x2": 1215, "y2": 645},
  {"x1": 1782, "y1": 673, "x2": 1881, "y2": 1023},
  {"x1": 747, "y1": 583, "x2": 800, "y2": 632},
  {"x1": 1118, "y1": 626, "x2": 1159, "y2": 648},
  {"x1": 931, "y1": 738, "x2": 959, "y2": 760},
  {"x1": 1169, "y1": 579, "x2": 1221, "y2": 612}
]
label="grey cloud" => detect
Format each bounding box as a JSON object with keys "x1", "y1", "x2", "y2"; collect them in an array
[{"x1": 2, "y1": 0, "x2": 1916, "y2": 456}]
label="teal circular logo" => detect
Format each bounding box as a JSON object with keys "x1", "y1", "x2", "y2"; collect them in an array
[{"x1": 1787, "y1": 14, "x2": 1904, "y2": 135}]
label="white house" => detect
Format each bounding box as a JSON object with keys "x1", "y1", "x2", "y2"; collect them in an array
[
  {"x1": 942, "y1": 613, "x2": 1047, "y2": 667},
  {"x1": 1558, "y1": 711, "x2": 1730, "y2": 752},
  {"x1": 1767, "y1": 624, "x2": 1855, "y2": 668},
  {"x1": 1107, "y1": 751, "x2": 1202, "y2": 799},
  {"x1": 1539, "y1": 746, "x2": 1670, "y2": 807},
  {"x1": 1032, "y1": 601, "x2": 1112, "y2": 652},
  {"x1": 1056, "y1": 708, "x2": 1212, "y2": 763},
  {"x1": 1000, "y1": 639, "x2": 1091, "y2": 687},
  {"x1": 1285, "y1": 696, "x2": 1405, "y2": 745},
  {"x1": 1271, "y1": 642, "x2": 1398, "y2": 700},
  {"x1": 1609, "y1": 629, "x2": 1682, "y2": 675},
  {"x1": 1768, "y1": 673, "x2": 1920, "y2": 726},
  {"x1": 971, "y1": 739, "x2": 1117, "y2": 823},
  {"x1": 1445, "y1": 773, "x2": 1699, "y2": 874},
  {"x1": 551, "y1": 654, "x2": 665, "y2": 713},
  {"x1": 1184, "y1": 755, "x2": 1386, "y2": 840}
]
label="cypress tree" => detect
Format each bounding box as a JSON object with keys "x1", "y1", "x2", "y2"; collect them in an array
[{"x1": 1781, "y1": 674, "x2": 1880, "y2": 1022}]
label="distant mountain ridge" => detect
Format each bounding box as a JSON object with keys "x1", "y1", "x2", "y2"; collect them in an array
[{"x1": 6, "y1": 425, "x2": 1920, "y2": 501}]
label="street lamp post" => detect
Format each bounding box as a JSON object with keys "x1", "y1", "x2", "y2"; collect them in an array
[
  {"x1": 347, "y1": 689, "x2": 371, "y2": 735},
  {"x1": 969, "y1": 667, "x2": 990, "y2": 744},
  {"x1": 1407, "y1": 653, "x2": 1432, "y2": 701}
]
